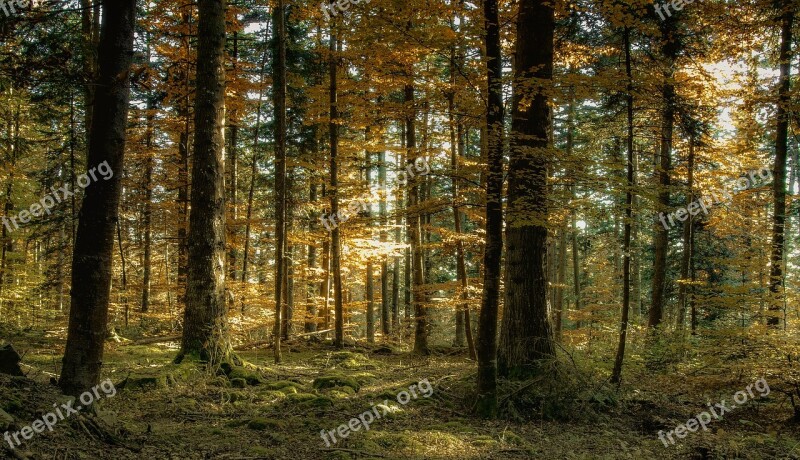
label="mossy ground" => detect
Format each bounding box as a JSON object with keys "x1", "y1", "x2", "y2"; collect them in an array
[{"x1": 1, "y1": 327, "x2": 799, "y2": 459}]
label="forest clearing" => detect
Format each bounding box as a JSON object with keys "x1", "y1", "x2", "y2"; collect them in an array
[{"x1": 1, "y1": 0, "x2": 800, "y2": 458}]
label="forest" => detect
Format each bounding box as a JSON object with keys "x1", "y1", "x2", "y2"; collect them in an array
[{"x1": 0, "y1": 0, "x2": 799, "y2": 458}]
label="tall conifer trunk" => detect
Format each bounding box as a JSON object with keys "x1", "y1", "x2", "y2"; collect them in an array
[{"x1": 60, "y1": 0, "x2": 137, "y2": 395}]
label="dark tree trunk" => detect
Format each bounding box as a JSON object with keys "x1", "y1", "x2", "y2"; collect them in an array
[
  {"x1": 497, "y1": 0, "x2": 555, "y2": 380},
  {"x1": 306, "y1": 183, "x2": 318, "y2": 332},
  {"x1": 141, "y1": 102, "x2": 154, "y2": 314},
  {"x1": 475, "y1": 0, "x2": 504, "y2": 417},
  {"x1": 611, "y1": 26, "x2": 634, "y2": 385},
  {"x1": 273, "y1": 0, "x2": 288, "y2": 361},
  {"x1": 178, "y1": 0, "x2": 232, "y2": 364},
  {"x1": 649, "y1": 14, "x2": 679, "y2": 329},
  {"x1": 59, "y1": 0, "x2": 136, "y2": 396},
  {"x1": 768, "y1": 1, "x2": 793, "y2": 328},
  {"x1": 329, "y1": 25, "x2": 344, "y2": 348},
  {"x1": 677, "y1": 136, "x2": 695, "y2": 327},
  {"x1": 379, "y1": 149, "x2": 390, "y2": 336},
  {"x1": 406, "y1": 84, "x2": 428, "y2": 355},
  {"x1": 227, "y1": 31, "x2": 239, "y2": 281}
]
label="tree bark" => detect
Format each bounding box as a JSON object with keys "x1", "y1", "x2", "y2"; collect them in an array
[
  {"x1": 497, "y1": 0, "x2": 556, "y2": 380},
  {"x1": 178, "y1": 0, "x2": 232, "y2": 365},
  {"x1": 611, "y1": 26, "x2": 634, "y2": 385},
  {"x1": 768, "y1": 0, "x2": 793, "y2": 328},
  {"x1": 649, "y1": 14, "x2": 678, "y2": 329},
  {"x1": 329, "y1": 23, "x2": 344, "y2": 348},
  {"x1": 60, "y1": 0, "x2": 136, "y2": 396},
  {"x1": 273, "y1": 0, "x2": 288, "y2": 361},
  {"x1": 475, "y1": 0, "x2": 504, "y2": 417}
]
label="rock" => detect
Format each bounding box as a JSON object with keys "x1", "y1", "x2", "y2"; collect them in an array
[{"x1": 0, "y1": 344, "x2": 23, "y2": 376}]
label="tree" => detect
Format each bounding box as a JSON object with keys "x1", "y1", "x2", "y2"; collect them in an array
[
  {"x1": 59, "y1": 0, "x2": 137, "y2": 395},
  {"x1": 177, "y1": 0, "x2": 233, "y2": 365},
  {"x1": 273, "y1": 0, "x2": 288, "y2": 361},
  {"x1": 475, "y1": 0, "x2": 504, "y2": 417},
  {"x1": 768, "y1": 0, "x2": 793, "y2": 328},
  {"x1": 497, "y1": 0, "x2": 555, "y2": 380}
]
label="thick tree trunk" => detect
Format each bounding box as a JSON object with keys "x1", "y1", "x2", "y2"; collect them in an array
[
  {"x1": 475, "y1": 0, "x2": 504, "y2": 417},
  {"x1": 178, "y1": 0, "x2": 232, "y2": 365},
  {"x1": 59, "y1": 0, "x2": 136, "y2": 396},
  {"x1": 497, "y1": 0, "x2": 556, "y2": 380},
  {"x1": 768, "y1": 1, "x2": 793, "y2": 328}
]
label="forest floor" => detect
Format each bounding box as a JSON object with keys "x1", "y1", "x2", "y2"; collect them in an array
[{"x1": 1, "y1": 324, "x2": 800, "y2": 460}]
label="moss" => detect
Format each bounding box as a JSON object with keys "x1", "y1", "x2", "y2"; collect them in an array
[
  {"x1": 121, "y1": 375, "x2": 167, "y2": 390},
  {"x1": 246, "y1": 418, "x2": 287, "y2": 431},
  {"x1": 1, "y1": 396, "x2": 23, "y2": 414},
  {"x1": 352, "y1": 372, "x2": 377, "y2": 385},
  {"x1": 227, "y1": 367, "x2": 263, "y2": 386},
  {"x1": 287, "y1": 393, "x2": 317, "y2": 402},
  {"x1": 471, "y1": 435, "x2": 497, "y2": 447},
  {"x1": 313, "y1": 374, "x2": 360, "y2": 392},
  {"x1": 231, "y1": 378, "x2": 247, "y2": 388},
  {"x1": 263, "y1": 380, "x2": 304, "y2": 392}
]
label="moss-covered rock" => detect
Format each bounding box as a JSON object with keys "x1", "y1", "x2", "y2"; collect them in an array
[
  {"x1": 227, "y1": 367, "x2": 263, "y2": 386},
  {"x1": 313, "y1": 374, "x2": 360, "y2": 392}
]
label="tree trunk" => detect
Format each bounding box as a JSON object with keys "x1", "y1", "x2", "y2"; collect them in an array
[
  {"x1": 141, "y1": 101, "x2": 154, "y2": 314},
  {"x1": 649, "y1": 14, "x2": 678, "y2": 329},
  {"x1": 406, "y1": 84, "x2": 428, "y2": 355},
  {"x1": 497, "y1": 0, "x2": 555, "y2": 380},
  {"x1": 329, "y1": 24, "x2": 344, "y2": 348},
  {"x1": 59, "y1": 0, "x2": 136, "y2": 396},
  {"x1": 611, "y1": 26, "x2": 634, "y2": 385},
  {"x1": 178, "y1": 0, "x2": 232, "y2": 365},
  {"x1": 768, "y1": 0, "x2": 793, "y2": 328},
  {"x1": 227, "y1": 31, "x2": 239, "y2": 281},
  {"x1": 677, "y1": 135, "x2": 695, "y2": 327},
  {"x1": 273, "y1": 0, "x2": 288, "y2": 361},
  {"x1": 475, "y1": 0, "x2": 504, "y2": 417},
  {"x1": 240, "y1": 18, "x2": 270, "y2": 285},
  {"x1": 365, "y1": 132, "x2": 375, "y2": 343},
  {"x1": 379, "y1": 149, "x2": 390, "y2": 336},
  {"x1": 306, "y1": 182, "x2": 318, "y2": 332}
]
